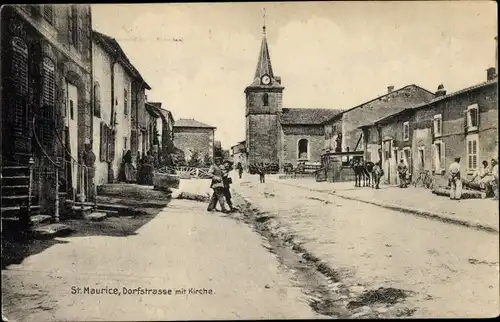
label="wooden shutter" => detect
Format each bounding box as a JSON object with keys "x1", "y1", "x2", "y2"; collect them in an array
[
  {"x1": 472, "y1": 140, "x2": 477, "y2": 170},
  {"x1": 431, "y1": 144, "x2": 436, "y2": 172},
  {"x1": 77, "y1": 8, "x2": 84, "y2": 53},
  {"x1": 440, "y1": 142, "x2": 446, "y2": 173},
  {"x1": 43, "y1": 5, "x2": 53, "y2": 24},
  {"x1": 431, "y1": 119, "x2": 435, "y2": 139},
  {"x1": 68, "y1": 6, "x2": 74, "y2": 44},
  {"x1": 474, "y1": 107, "x2": 480, "y2": 129},
  {"x1": 99, "y1": 122, "x2": 105, "y2": 161},
  {"x1": 11, "y1": 37, "x2": 29, "y2": 135},
  {"x1": 94, "y1": 83, "x2": 101, "y2": 117},
  {"x1": 463, "y1": 110, "x2": 468, "y2": 135}
]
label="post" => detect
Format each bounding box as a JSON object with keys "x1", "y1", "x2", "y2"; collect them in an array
[
  {"x1": 80, "y1": 165, "x2": 86, "y2": 211},
  {"x1": 72, "y1": 161, "x2": 76, "y2": 216},
  {"x1": 28, "y1": 157, "x2": 34, "y2": 214},
  {"x1": 54, "y1": 162, "x2": 60, "y2": 222}
]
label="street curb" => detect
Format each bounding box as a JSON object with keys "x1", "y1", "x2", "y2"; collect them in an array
[
  {"x1": 332, "y1": 193, "x2": 499, "y2": 234},
  {"x1": 269, "y1": 179, "x2": 499, "y2": 234}
]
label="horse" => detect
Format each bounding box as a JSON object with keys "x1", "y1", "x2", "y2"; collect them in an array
[{"x1": 350, "y1": 159, "x2": 375, "y2": 187}]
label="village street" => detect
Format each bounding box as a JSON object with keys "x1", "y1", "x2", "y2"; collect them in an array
[
  {"x1": 1, "y1": 197, "x2": 325, "y2": 321},
  {"x1": 231, "y1": 173, "x2": 500, "y2": 318}
]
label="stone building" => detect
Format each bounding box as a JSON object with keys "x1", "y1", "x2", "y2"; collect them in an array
[
  {"x1": 230, "y1": 140, "x2": 248, "y2": 170},
  {"x1": 1, "y1": 4, "x2": 94, "y2": 221},
  {"x1": 245, "y1": 25, "x2": 342, "y2": 170},
  {"x1": 173, "y1": 118, "x2": 216, "y2": 165},
  {"x1": 361, "y1": 69, "x2": 498, "y2": 186},
  {"x1": 323, "y1": 85, "x2": 435, "y2": 160},
  {"x1": 144, "y1": 102, "x2": 175, "y2": 165},
  {"x1": 92, "y1": 30, "x2": 151, "y2": 185}
]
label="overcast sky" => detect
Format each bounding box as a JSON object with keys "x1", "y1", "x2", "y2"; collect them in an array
[{"x1": 92, "y1": 1, "x2": 497, "y2": 149}]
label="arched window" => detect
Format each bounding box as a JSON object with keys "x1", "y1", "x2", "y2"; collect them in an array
[
  {"x1": 263, "y1": 93, "x2": 269, "y2": 106},
  {"x1": 298, "y1": 138, "x2": 309, "y2": 160},
  {"x1": 94, "y1": 82, "x2": 101, "y2": 117}
]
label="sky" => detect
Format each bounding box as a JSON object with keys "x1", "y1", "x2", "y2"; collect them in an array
[{"x1": 92, "y1": 1, "x2": 497, "y2": 149}]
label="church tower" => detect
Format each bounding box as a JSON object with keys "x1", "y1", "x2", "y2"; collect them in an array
[{"x1": 244, "y1": 24, "x2": 284, "y2": 167}]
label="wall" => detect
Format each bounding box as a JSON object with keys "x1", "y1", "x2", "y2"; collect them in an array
[
  {"x1": 92, "y1": 41, "x2": 112, "y2": 185},
  {"x1": 111, "y1": 62, "x2": 132, "y2": 180},
  {"x1": 246, "y1": 114, "x2": 280, "y2": 164},
  {"x1": 246, "y1": 89, "x2": 283, "y2": 115},
  {"x1": 341, "y1": 86, "x2": 434, "y2": 152},
  {"x1": 323, "y1": 119, "x2": 343, "y2": 151},
  {"x1": 281, "y1": 125, "x2": 324, "y2": 166},
  {"x1": 173, "y1": 127, "x2": 214, "y2": 163}
]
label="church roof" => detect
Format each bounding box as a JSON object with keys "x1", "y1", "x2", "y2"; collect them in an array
[
  {"x1": 246, "y1": 27, "x2": 284, "y2": 90},
  {"x1": 279, "y1": 108, "x2": 345, "y2": 125},
  {"x1": 174, "y1": 118, "x2": 216, "y2": 129}
]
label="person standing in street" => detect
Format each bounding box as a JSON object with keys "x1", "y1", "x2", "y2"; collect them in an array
[
  {"x1": 449, "y1": 157, "x2": 462, "y2": 200},
  {"x1": 257, "y1": 163, "x2": 266, "y2": 183},
  {"x1": 372, "y1": 161, "x2": 384, "y2": 189},
  {"x1": 222, "y1": 160, "x2": 237, "y2": 212},
  {"x1": 207, "y1": 157, "x2": 229, "y2": 213},
  {"x1": 236, "y1": 162, "x2": 243, "y2": 179},
  {"x1": 397, "y1": 159, "x2": 408, "y2": 188},
  {"x1": 491, "y1": 158, "x2": 498, "y2": 200}
]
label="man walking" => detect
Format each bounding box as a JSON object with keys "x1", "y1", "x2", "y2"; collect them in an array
[
  {"x1": 236, "y1": 162, "x2": 243, "y2": 179},
  {"x1": 372, "y1": 161, "x2": 384, "y2": 189},
  {"x1": 207, "y1": 157, "x2": 229, "y2": 213},
  {"x1": 257, "y1": 163, "x2": 266, "y2": 183},
  {"x1": 222, "y1": 160, "x2": 237, "y2": 212},
  {"x1": 448, "y1": 157, "x2": 462, "y2": 200},
  {"x1": 397, "y1": 159, "x2": 408, "y2": 188}
]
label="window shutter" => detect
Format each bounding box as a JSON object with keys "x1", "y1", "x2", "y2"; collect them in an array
[
  {"x1": 463, "y1": 110, "x2": 468, "y2": 135},
  {"x1": 77, "y1": 9, "x2": 84, "y2": 53},
  {"x1": 67, "y1": 7, "x2": 74, "y2": 44},
  {"x1": 472, "y1": 140, "x2": 477, "y2": 169},
  {"x1": 440, "y1": 142, "x2": 446, "y2": 173},
  {"x1": 431, "y1": 144, "x2": 436, "y2": 172},
  {"x1": 11, "y1": 37, "x2": 29, "y2": 135},
  {"x1": 475, "y1": 107, "x2": 480, "y2": 129},
  {"x1": 43, "y1": 5, "x2": 53, "y2": 23},
  {"x1": 431, "y1": 119, "x2": 435, "y2": 139}
]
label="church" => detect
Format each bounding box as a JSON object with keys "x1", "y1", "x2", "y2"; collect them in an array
[{"x1": 244, "y1": 25, "x2": 343, "y2": 170}]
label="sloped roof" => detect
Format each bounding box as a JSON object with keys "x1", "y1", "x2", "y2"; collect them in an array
[
  {"x1": 372, "y1": 78, "x2": 498, "y2": 126},
  {"x1": 174, "y1": 118, "x2": 216, "y2": 129},
  {"x1": 322, "y1": 84, "x2": 435, "y2": 124},
  {"x1": 279, "y1": 108, "x2": 345, "y2": 125},
  {"x1": 246, "y1": 27, "x2": 284, "y2": 90},
  {"x1": 93, "y1": 30, "x2": 151, "y2": 90}
]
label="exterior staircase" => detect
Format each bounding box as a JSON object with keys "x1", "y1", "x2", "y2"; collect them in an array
[{"x1": 1, "y1": 164, "x2": 42, "y2": 232}]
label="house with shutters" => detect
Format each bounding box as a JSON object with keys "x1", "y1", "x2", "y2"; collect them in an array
[
  {"x1": 360, "y1": 68, "x2": 498, "y2": 186},
  {"x1": 144, "y1": 102, "x2": 175, "y2": 165},
  {"x1": 92, "y1": 30, "x2": 151, "y2": 185},
  {"x1": 1, "y1": 5, "x2": 94, "y2": 224}
]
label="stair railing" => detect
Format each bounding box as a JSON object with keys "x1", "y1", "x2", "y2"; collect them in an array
[{"x1": 31, "y1": 116, "x2": 61, "y2": 222}]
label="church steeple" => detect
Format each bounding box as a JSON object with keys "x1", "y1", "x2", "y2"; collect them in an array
[{"x1": 254, "y1": 19, "x2": 274, "y2": 80}]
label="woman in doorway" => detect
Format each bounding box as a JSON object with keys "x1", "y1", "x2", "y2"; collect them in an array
[{"x1": 121, "y1": 150, "x2": 135, "y2": 183}]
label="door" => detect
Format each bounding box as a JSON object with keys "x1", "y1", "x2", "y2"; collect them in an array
[
  {"x1": 383, "y1": 140, "x2": 391, "y2": 184},
  {"x1": 66, "y1": 82, "x2": 79, "y2": 190}
]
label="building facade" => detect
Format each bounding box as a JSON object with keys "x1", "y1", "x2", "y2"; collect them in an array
[
  {"x1": 1, "y1": 4, "x2": 93, "y2": 219},
  {"x1": 231, "y1": 141, "x2": 248, "y2": 170},
  {"x1": 92, "y1": 31, "x2": 150, "y2": 185},
  {"x1": 144, "y1": 102, "x2": 175, "y2": 165},
  {"x1": 362, "y1": 70, "x2": 498, "y2": 186},
  {"x1": 173, "y1": 118, "x2": 216, "y2": 165},
  {"x1": 323, "y1": 85, "x2": 435, "y2": 160}
]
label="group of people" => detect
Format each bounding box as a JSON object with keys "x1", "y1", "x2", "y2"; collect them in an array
[
  {"x1": 206, "y1": 157, "x2": 238, "y2": 213},
  {"x1": 119, "y1": 149, "x2": 156, "y2": 185},
  {"x1": 450, "y1": 157, "x2": 499, "y2": 200}
]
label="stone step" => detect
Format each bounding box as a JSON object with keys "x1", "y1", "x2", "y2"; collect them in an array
[
  {"x1": 1, "y1": 205, "x2": 41, "y2": 215},
  {"x1": 32, "y1": 223, "x2": 73, "y2": 239},
  {"x1": 84, "y1": 212, "x2": 107, "y2": 221},
  {"x1": 30, "y1": 214, "x2": 52, "y2": 226}
]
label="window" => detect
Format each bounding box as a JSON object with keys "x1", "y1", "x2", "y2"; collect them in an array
[
  {"x1": 69, "y1": 100, "x2": 74, "y2": 120},
  {"x1": 403, "y1": 121, "x2": 409, "y2": 141},
  {"x1": 466, "y1": 104, "x2": 479, "y2": 131},
  {"x1": 432, "y1": 141, "x2": 445, "y2": 173},
  {"x1": 263, "y1": 93, "x2": 269, "y2": 106},
  {"x1": 94, "y1": 82, "x2": 101, "y2": 117},
  {"x1": 466, "y1": 134, "x2": 478, "y2": 171},
  {"x1": 68, "y1": 5, "x2": 78, "y2": 47},
  {"x1": 298, "y1": 138, "x2": 309, "y2": 160},
  {"x1": 124, "y1": 89, "x2": 128, "y2": 115},
  {"x1": 418, "y1": 147, "x2": 425, "y2": 170},
  {"x1": 433, "y1": 114, "x2": 442, "y2": 138},
  {"x1": 43, "y1": 5, "x2": 54, "y2": 24},
  {"x1": 124, "y1": 136, "x2": 128, "y2": 151}
]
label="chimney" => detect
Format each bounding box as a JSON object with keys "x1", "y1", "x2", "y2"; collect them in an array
[
  {"x1": 387, "y1": 85, "x2": 394, "y2": 93},
  {"x1": 486, "y1": 67, "x2": 496, "y2": 81},
  {"x1": 435, "y1": 84, "x2": 446, "y2": 97},
  {"x1": 275, "y1": 76, "x2": 281, "y2": 85}
]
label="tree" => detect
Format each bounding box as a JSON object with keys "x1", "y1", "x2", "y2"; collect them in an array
[
  {"x1": 188, "y1": 150, "x2": 202, "y2": 167},
  {"x1": 203, "y1": 152, "x2": 212, "y2": 167}
]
